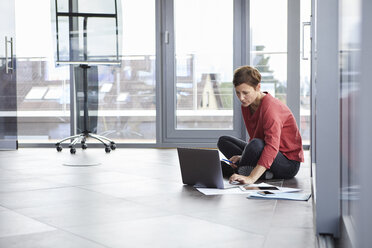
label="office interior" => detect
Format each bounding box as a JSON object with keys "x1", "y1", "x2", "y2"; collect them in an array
[{"x1": 0, "y1": 0, "x2": 370, "y2": 247}]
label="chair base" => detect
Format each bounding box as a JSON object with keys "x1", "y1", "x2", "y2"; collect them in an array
[{"x1": 55, "y1": 132, "x2": 116, "y2": 154}]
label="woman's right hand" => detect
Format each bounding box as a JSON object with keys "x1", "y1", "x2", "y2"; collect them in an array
[{"x1": 228, "y1": 155, "x2": 241, "y2": 169}]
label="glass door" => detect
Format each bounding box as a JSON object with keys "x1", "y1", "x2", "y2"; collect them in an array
[
  {"x1": 163, "y1": 0, "x2": 243, "y2": 143},
  {"x1": 0, "y1": 0, "x2": 17, "y2": 150}
]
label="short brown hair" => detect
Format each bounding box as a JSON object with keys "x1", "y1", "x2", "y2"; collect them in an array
[{"x1": 233, "y1": 66, "x2": 261, "y2": 87}]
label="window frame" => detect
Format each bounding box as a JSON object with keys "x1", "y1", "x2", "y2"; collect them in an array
[{"x1": 159, "y1": 0, "x2": 246, "y2": 145}]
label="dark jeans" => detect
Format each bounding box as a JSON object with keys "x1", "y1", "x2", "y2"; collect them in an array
[{"x1": 217, "y1": 135, "x2": 300, "y2": 179}]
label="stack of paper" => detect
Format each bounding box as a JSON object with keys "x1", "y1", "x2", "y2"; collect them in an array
[
  {"x1": 196, "y1": 182, "x2": 301, "y2": 195},
  {"x1": 195, "y1": 182, "x2": 311, "y2": 201},
  {"x1": 247, "y1": 192, "x2": 311, "y2": 201}
]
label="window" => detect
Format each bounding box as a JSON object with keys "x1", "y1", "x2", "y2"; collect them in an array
[
  {"x1": 14, "y1": 0, "x2": 304, "y2": 147},
  {"x1": 16, "y1": 0, "x2": 70, "y2": 142},
  {"x1": 250, "y1": 0, "x2": 288, "y2": 103},
  {"x1": 16, "y1": 0, "x2": 156, "y2": 143},
  {"x1": 339, "y1": 0, "x2": 361, "y2": 230},
  {"x1": 300, "y1": 0, "x2": 311, "y2": 146},
  {"x1": 174, "y1": 0, "x2": 234, "y2": 130},
  {"x1": 163, "y1": 0, "x2": 243, "y2": 142}
]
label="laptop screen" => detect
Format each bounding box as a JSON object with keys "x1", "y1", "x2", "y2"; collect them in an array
[{"x1": 177, "y1": 148, "x2": 224, "y2": 189}]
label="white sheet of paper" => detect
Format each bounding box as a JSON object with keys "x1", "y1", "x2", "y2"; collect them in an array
[
  {"x1": 248, "y1": 192, "x2": 311, "y2": 201},
  {"x1": 196, "y1": 182, "x2": 301, "y2": 195},
  {"x1": 196, "y1": 187, "x2": 248, "y2": 195}
]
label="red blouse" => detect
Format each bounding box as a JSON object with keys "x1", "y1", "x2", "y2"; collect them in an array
[{"x1": 241, "y1": 92, "x2": 304, "y2": 169}]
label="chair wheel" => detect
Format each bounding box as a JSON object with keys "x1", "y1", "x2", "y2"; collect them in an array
[
  {"x1": 56, "y1": 146, "x2": 62, "y2": 152},
  {"x1": 70, "y1": 148, "x2": 76, "y2": 154},
  {"x1": 82, "y1": 143, "x2": 88, "y2": 149},
  {"x1": 110, "y1": 144, "x2": 116, "y2": 150},
  {"x1": 105, "y1": 147, "x2": 111, "y2": 153}
]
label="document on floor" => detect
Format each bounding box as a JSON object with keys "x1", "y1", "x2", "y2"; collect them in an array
[
  {"x1": 247, "y1": 192, "x2": 312, "y2": 201},
  {"x1": 196, "y1": 182, "x2": 301, "y2": 195},
  {"x1": 238, "y1": 183, "x2": 301, "y2": 193}
]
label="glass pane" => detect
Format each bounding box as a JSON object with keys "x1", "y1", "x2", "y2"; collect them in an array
[
  {"x1": 339, "y1": 0, "x2": 361, "y2": 228},
  {"x1": 56, "y1": 0, "x2": 68, "y2": 12},
  {"x1": 78, "y1": 0, "x2": 116, "y2": 14},
  {"x1": 93, "y1": 0, "x2": 156, "y2": 143},
  {"x1": 16, "y1": 0, "x2": 71, "y2": 143},
  {"x1": 250, "y1": 0, "x2": 287, "y2": 104},
  {"x1": 300, "y1": 0, "x2": 311, "y2": 146},
  {"x1": 251, "y1": 0, "x2": 287, "y2": 52},
  {"x1": 56, "y1": 16, "x2": 120, "y2": 62},
  {"x1": 85, "y1": 18, "x2": 118, "y2": 60},
  {"x1": 56, "y1": 0, "x2": 118, "y2": 14},
  {"x1": 17, "y1": 0, "x2": 155, "y2": 144},
  {"x1": 0, "y1": 0, "x2": 17, "y2": 146},
  {"x1": 174, "y1": 0, "x2": 234, "y2": 130},
  {"x1": 252, "y1": 52, "x2": 287, "y2": 103},
  {"x1": 17, "y1": 62, "x2": 70, "y2": 142},
  {"x1": 56, "y1": 16, "x2": 70, "y2": 61}
]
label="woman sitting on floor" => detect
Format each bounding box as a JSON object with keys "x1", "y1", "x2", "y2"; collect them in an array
[{"x1": 218, "y1": 65, "x2": 304, "y2": 185}]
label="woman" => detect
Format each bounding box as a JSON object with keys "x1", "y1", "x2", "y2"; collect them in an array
[{"x1": 218, "y1": 65, "x2": 304, "y2": 185}]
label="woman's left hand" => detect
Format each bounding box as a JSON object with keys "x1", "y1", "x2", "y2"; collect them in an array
[{"x1": 229, "y1": 173, "x2": 255, "y2": 185}]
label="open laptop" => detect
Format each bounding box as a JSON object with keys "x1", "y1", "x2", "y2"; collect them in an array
[{"x1": 177, "y1": 147, "x2": 238, "y2": 189}]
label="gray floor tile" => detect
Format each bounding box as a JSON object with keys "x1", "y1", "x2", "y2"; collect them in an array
[
  {"x1": 126, "y1": 190, "x2": 252, "y2": 215},
  {"x1": 0, "y1": 169, "x2": 35, "y2": 182},
  {"x1": 65, "y1": 215, "x2": 265, "y2": 248},
  {"x1": 263, "y1": 227, "x2": 316, "y2": 248},
  {"x1": 0, "y1": 187, "x2": 123, "y2": 210},
  {"x1": 79, "y1": 179, "x2": 184, "y2": 198},
  {"x1": 0, "y1": 230, "x2": 106, "y2": 248},
  {"x1": 106, "y1": 164, "x2": 183, "y2": 182},
  {"x1": 39, "y1": 171, "x2": 150, "y2": 186},
  {"x1": 199, "y1": 238, "x2": 266, "y2": 248},
  {"x1": 185, "y1": 202, "x2": 276, "y2": 235},
  {"x1": 8, "y1": 164, "x2": 105, "y2": 177},
  {"x1": 16, "y1": 199, "x2": 171, "y2": 228},
  {"x1": 0, "y1": 178, "x2": 68, "y2": 193},
  {"x1": 0, "y1": 148, "x2": 315, "y2": 248},
  {"x1": 0, "y1": 206, "x2": 8, "y2": 211},
  {"x1": 271, "y1": 200, "x2": 314, "y2": 229},
  {"x1": 0, "y1": 210, "x2": 55, "y2": 238}
]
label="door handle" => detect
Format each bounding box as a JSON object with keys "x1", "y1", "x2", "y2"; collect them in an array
[
  {"x1": 164, "y1": 31, "x2": 169, "y2": 44},
  {"x1": 5, "y1": 36, "x2": 14, "y2": 74},
  {"x1": 302, "y1": 22, "x2": 311, "y2": 60}
]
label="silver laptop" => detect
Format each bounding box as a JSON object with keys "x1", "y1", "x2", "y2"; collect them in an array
[{"x1": 177, "y1": 147, "x2": 237, "y2": 189}]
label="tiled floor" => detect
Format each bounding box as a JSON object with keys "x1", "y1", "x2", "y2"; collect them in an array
[{"x1": 0, "y1": 148, "x2": 316, "y2": 248}]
